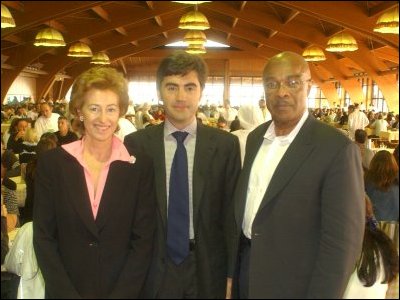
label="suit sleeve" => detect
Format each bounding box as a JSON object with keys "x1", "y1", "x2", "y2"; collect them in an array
[
  {"x1": 33, "y1": 155, "x2": 81, "y2": 298},
  {"x1": 109, "y1": 156, "x2": 156, "y2": 298},
  {"x1": 307, "y1": 142, "x2": 365, "y2": 298},
  {"x1": 224, "y1": 135, "x2": 242, "y2": 277}
]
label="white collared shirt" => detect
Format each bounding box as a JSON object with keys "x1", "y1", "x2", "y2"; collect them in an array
[
  {"x1": 164, "y1": 118, "x2": 197, "y2": 239},
  {"x1": 242, "y1": 110, "x2": 309, "y2": 239}
]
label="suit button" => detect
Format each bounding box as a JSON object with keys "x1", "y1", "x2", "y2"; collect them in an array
[{"x1": 89, "y1": 242, "x2": 98, "y2": 247}]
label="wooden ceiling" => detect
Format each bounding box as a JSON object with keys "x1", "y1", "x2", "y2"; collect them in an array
[{"x1": 1, "y1": 1, "x2": 399, "y2": 105}]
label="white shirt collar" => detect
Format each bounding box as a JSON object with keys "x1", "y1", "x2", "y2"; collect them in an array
[
  {"x1": 264, "y1": 109, "x2": 309, "y2": 145},
  {"x1": 164, "y1": 117, "x2": 197, "y2": 137}
]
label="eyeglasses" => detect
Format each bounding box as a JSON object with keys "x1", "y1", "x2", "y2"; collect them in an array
[{"x1": 264, "y1": 78, "x2": 311, "y2": 91}]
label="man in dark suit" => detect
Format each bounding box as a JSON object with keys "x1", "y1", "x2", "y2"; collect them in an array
[
  {"x1": 124, "y1": 51, "x2": 241, "y2": 298},
  {"x1": 233, "y1": 51, "x2": 365, "y2": 298}
]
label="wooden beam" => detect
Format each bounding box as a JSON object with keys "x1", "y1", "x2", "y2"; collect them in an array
[
  {"x1": 2, "y1": 1, "x2": 24, "y2": 12},
  {"x1": 91, "y1": 6, "x2": 111, "y2": 22},
  {"x1": 369, "y1": 1, "x2": 398, "y2": 17},
  {"x1": 232, "y1": 18, "x2": 239, "y2": 28},
  {"x1": 268, "y1": 30, "x2": 278, "y2": 39},
  {"x1": 155, "y1": 16, "x2": 163, "y2": 27},
  {"x1": 283, "y1": 10, "x2": 299, "y2": 25},
  {"x1": 2, "y1": 35, "x2": 23, "y2": 44},
  {"x1": 240, "y1": 2, "x2": 247, "y2": 12},
  {"x1": 119, "y1": 59, "x2": 127, "y2": 75},
  {"x1": 115, "y1": 27, "x2": 128, "y2": 36},
  {"x1": 162, "y1": 32, "x2": 168, "y2": 39},
  {"x1": 146, "y1": 1, "x2": 154, "y2": 10},
  {"x1": 49, "y1": 20, "x2": 68, "y2": 34}
]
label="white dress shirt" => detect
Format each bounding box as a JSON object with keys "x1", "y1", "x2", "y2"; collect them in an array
[{"x1": 242, "y1": 110, "x2": 309, "y2": 239}]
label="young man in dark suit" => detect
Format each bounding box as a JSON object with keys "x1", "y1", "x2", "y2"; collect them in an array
[
  {"x1": 232, "y1": 51, "x2": 365, "y2": 298},
  {"x1": 124, "y1": 51, "x2": 241, "y2": 298}
]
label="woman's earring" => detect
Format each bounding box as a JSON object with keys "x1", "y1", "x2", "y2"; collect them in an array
[{"x1": 79, "y1": 116, "x2": 84, "y2": 122}]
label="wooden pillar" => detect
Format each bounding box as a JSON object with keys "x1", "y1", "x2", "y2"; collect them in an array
[{"x1": 223, "y1": 59, "x2": 230, "y2": 106}]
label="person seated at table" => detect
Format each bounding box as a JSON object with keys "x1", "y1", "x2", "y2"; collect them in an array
[
  {"x1": 6, "y1": 118, "x2": 29, "y2": 154},
  {"x1": 343, "y1": 195, "x2": 399, "y2": 298},
  {"x1": 54, "y1": 116, "x2": 78, "y2": 146},
  {"x1": 365, "y1": 150, "x2": 399, "y2": 222},
  {"x1": 1, "y1": 157, "x2": 19, "y2": 231},
  {"x1": 1, "y1": 195, "x2": 20, "y2": 300},
  {"x1": 1, "y1": 143, "x2": 21, "y2": 179},
  {"x1": 19, "y1": 127, "x2": 39, "y2": 166},
  {"x1": 355, "y1": 129, "x2": 375, "y2": 171},
  {"x1": 20, "y1": 138, "x2": 58, "y2": 225},
  {"x1": 370, "y1": 113, "x2": 389, "y2": 137}
]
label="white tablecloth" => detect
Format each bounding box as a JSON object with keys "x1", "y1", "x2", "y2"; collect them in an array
[{"x1": 380, "y1": 130, "x2": 399, "y2": 141}]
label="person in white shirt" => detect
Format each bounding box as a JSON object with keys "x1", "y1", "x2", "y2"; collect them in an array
[
  {"x1": 232, "y1": 51, "x2": 365, "y2": 299},
  {"x1": 230, "y1": 104, "x2": 264, "y2": 165},
  {"x1": 348, "y1": 103, "x2": 370, "y2": 140},
  {"x1": 258, "y1": 99, "x2": 272, "y2": 122},
  {"x1": 34, "y1": 103, "x2": 60, "y2": 139},
  {"x1": 370, "y1": 113, "x2": 389, "y2": 137}
]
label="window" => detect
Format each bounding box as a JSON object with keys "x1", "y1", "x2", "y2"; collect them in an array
[
  {"x1": 128, "y1": 77, "x2": 158, "y2": 105},
  {"x1": 229, "y1": 77, "x2": 264, "y2": 107},
  {"x1": 371, "y1": 81, "x2": 388, "y2": 112},
  {"x1": 308, "y1": 85, "x2": 327, "y2": 108},
  {"x1": 201, "y1": 77, "x2": 224, "y2": 106}
]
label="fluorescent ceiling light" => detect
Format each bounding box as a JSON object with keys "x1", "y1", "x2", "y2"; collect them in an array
[{"x1": 166, "y1": 40, "x2": 230, "y2": 48}]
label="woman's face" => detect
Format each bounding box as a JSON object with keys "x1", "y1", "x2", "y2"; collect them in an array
[{"x1": 79, "y1": 89, "x2": 120, "y2": 143}]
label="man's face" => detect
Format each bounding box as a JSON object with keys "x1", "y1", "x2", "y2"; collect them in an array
[
  {"x1": 264, "y1": 57, "x2": 310, "y2": 127},
  {"x1": 41, "y1": 104, "x2": 52, "y2": 118},
  {"x1": 159, "y1": 70, "x2": 202, "y2": 129}
]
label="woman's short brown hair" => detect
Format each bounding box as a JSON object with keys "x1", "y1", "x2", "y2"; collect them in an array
[{"x1": 69, "y1": 67, "x2": 129, "y2": 118}]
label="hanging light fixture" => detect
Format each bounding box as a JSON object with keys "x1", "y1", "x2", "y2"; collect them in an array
[
  {"x1": 302, "y1": 46, "x2": 326, "y2": 62},
  {"x1": 325, "y1": 32, "x2": 358, "y2": 52},
  {"x1": 173, "y1": 1, "x2": 211, "y2": 4},
  {"x1": 186, "y1": 44, "x2": 206, "y2": 54},
  {"x1": 1, "y1": 4, "x2": 15, "y2": 28},
  {"x1": 67, "y1": 42, "x2": 93, "y2": 57},
  {"x1": 34, "y1": 27, "x2": 66, "y2": 47},
  {"x1": 373, "y1": 6, "x2": 399, "y2": 34},
  {"x1": 179, "y1": 9, "x2": 210, "y2": 30},
  {"x1": 91, "y1": 52, "x2": 111, "y2": 65},
  {"x1": 184, "y1": 30, "x2": 207, "y2": 45}
]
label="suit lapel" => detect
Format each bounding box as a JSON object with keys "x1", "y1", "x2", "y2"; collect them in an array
[
  {"x1": 193, "y1": 125, "x2": 217, "y2": 230},
  {"x1": 258, "y1": 116, "x2": 315, "y2": 211},
  {"x1": 150, "y1": 124, "x2": 168, "y2": 228},
  {"x1": 62, "y1": 152, "x2": 99, "y2": 238},
  {"x1": 95, "y1": 161, "x2": 131, "y2": 231}
]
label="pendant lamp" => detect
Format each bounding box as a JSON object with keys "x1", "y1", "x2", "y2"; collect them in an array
[
  {"x1": 373, "y1": 6, "x2": 399, "y2": 34},
  {"x1": 34, "y1": 27, "x2": 66, "y2": 47},
  {"x1": 1, "y1": 4, "x2": 15, "y2": 28},
  {"x1": 302, "y1": 46, "x2": 326, "y2": 62},
  {"x1": 179, "y1": 10, "x2": 210, "y2": 30},
  {"x1": 184, "y1": 30, "x2": 207, "y2": 45},
  {"x1": 326, "y1": 32, "x2": 358, "y2": 52},
  {"x1": 186, "y1": 44, "x2": 206, "y2": 54},
  {"x1": 91, "y1": 52, "x2": 111, "y2": 65},
  {"x1": 67, "y1": 42, "x2": 93, "y2": 57}
]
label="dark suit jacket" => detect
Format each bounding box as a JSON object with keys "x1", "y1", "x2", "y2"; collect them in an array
[
  {"x1": 233, "y1": 115, "x2": 365, "y2": 298},
  {"x1": 124, "y1": 122, "x2": 241, "y2": 298},
  {"x1": 33, "y1": 146, "x2": 156, "y2": 299}
]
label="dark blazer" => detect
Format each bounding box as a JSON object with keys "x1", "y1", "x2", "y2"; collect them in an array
[
  {"x1": 233, "y1": 115, "x2": 365, "y2": 298},
  {"x1": 33, "y1": 146, "x2": 156, "y2": 299},
  {"x1": 124, "y1": 122, "x2": 241, "y2": 298}
]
